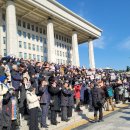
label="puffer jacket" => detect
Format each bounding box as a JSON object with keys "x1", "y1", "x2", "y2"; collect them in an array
[{"x1": 26, "y1": 91, "x2": 40, "y2": 109}]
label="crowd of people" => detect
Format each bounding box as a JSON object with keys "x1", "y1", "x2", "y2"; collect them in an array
[{"x1": 0, "y1": 56, "x2": 130, "y2": 130}]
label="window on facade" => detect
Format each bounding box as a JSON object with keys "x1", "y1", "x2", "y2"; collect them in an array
[
  {"x1": 37, "y1": 45, "x2": 39, "y2": 51},
  {"x1": 23, "y1": 32, "x2": 26, "y2": 38},
  {"x1": 62, "y1": 36, "x2": 64, "y2": 41},
  {"x1": 3, "y1": 37, "x2": 6, "y2": 44},
  {"x1": 4, "y1": 49, "x2": 7, "y2": 56},
  {"x1": 19, "y1": 41, "x2": 22, "y2": 48},
  {"x1": 57, "y1": 50, "x2": 59, "y2": 56},
  {"x1": 69, "y1": 39, "x2": 71, "y2": 43},
  {"x1": 56, "y1": 34, "x2": 58, "y2": 39},
  {"x1": 36, "y1": 36, "x2": 39, "y2": 41},
  {"x1": 18, "y1": 20, "x2": 21, "y2": 26},
  {"x1": 37, "y1": 55, "x2": 40, "y2": 61},
  {"x1": 40, "y1": 37, "x2": 43, "y2": 43},
  {"x1": 19, "y1": 52, "x2": 22, "y2": 58},
  {"x1": 62, "y1": 44, "x2": 64, "y2": 49},
  {"x1": 2, "y1": 14, "x2": 5, "y2": 21},
  {"x1": 41, "y1": 56, "x2": 43, "y2": 61},
  {"x1": 29, "y1": 54, "x2": 32, "y2": 59},
  {"x1": 40, "y1": 46, "x2": 43, "y2": 52},
  {"x1": 59, "y1": 35, "x2": 61, "y2": 40},
  {"x1": 59, "y1": 43, "x2": 61, "y2": 48},
  {"x1": 64, "y1": 37, "x2": 67, "y2": 42},
  {"x1": 67, "y1": 38, "x2": 69, "y2": 43},
  {"x1": 43, "y1": 29, "x2": 46, "y2": 35},
  {"x1": 44, "y1": 57, "x2": 47, "y2": 62},
  {"x1": 33, "y1": 54, "x2": 36, "y2": 59},
  {"x1": 36, "y1": 27, "x2": 38, "y2": 32},
  {"x1": 23, "y1": 21, "x2": 26, "y2": 28},
  {"x1": 60, "y1": 51, "x2": 62, "y2": 56},
  {"x1": 18, "y1": 30, "x2": 22, "y2": 36},
  {"x1": 32, "y1": 34, "x2": 35, "y2": 41},
  {"x1": 32, "y1": 44, "x2": 35, "y2": 51},
  {"x1": 28, "y1": 43, "x2": 31, "y2": 50},
  {"x1": 27, "y1": 23, "x2": 30, "y2": 29},
  {"x1": 32, "y1": 25, "x2": 34, "y2": 31},
  {"x1": 28, "y1": 33, "x2": 31, "y2": 39},
  {"x1": 24, "y1": 53, "x2": 27, "y2": 59},
  {"x1": 66, "y1": 52, "x2": 67, "y2": 57},
  {"x1": 63, "y1": 52, "x2": 64, "y2": 57},
  {"x1": 43, "y1": 38, "x2": 47, "y2": 44},
  {"x1": 57, "y1": 59, "x2": 59, "y2": 64},
  {"x1": 24, "y1": 42, "x2": 27, "y2": 49},
  {"x1": 57, "y1": 42, "x2": 58, "y2": 47},
  {"x1": 40, "y1": 28, "x2": 42, "y2": 34},
  {"x1": 3, "y1": 25, "x2": 6, "y2": 32}
]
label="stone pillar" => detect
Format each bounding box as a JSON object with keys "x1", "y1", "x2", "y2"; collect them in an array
[
  {"x1": 47, "y1": 19, "x2": 55, "y2": 63},
  {"x1": 88, "y1": 40, "x2": 95, "y2": 69},
  {"x1": 6, "y1": 0, "x2": 18, "y2": 57},
  {"x1": 0, "y1": 7, "x2": 2, "y2": 56},
  {"x1": 72, "y1": 31, "x2": 80, "y2": 66}
]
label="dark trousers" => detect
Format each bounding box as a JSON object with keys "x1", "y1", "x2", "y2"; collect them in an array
[
  {"x1": 41, "y1": 104, "x2": 49, "y2": 127},
  {"x1": 94, "y1": 107, "x2": 103, "y2": 120},
  {"x1": 61, "y1": 106, "x2": 67, "y2": 121},
  {"x1": 29, "y1": 107, "x2": 38, "y2": 130},
  {"x1": 67, "y1": 106, "x2": 72, "y2": 118},
  {"x1": 51, "y1": 110, "x2": 57, "y2": 125}
]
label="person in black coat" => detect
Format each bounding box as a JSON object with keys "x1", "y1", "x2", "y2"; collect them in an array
[
  {"x1": 91, "y1": 82, "x2": 105, "y2": 122},
  {"x1": 39, "y1": 78, "x2": 50, "y2": 128},
  {"x1": 61, "y1": 81, "x2": 71, "y2": 122},
  {"x1": 48, "y1": 80, "x2": 61, "y2": 125},
  {"x1": 2, "y1": 91, "x2": 12, "y2": 130},
  {"x1": 67, "y1": 84, "x2": 74, "y2": 118}
]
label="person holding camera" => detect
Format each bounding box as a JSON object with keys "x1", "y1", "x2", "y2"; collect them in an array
[{"x1": 48, "y1": 79, "x2": 61, "y2": 125}]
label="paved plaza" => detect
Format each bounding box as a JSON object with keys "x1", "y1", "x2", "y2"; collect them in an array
[{"x1": 75, "y1": 106, "x2": 130, "y2": 130}]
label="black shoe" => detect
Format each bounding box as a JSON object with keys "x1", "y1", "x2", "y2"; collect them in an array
[
  {"x1": 51, "y1": 122, "x2": 57, "y2": 125},
  {"x1": 41, "y1": 126, "x2": 48, "y2": 128},
  {"x1": 98, "y1": 119, "x2": 104, "y2": 122}
]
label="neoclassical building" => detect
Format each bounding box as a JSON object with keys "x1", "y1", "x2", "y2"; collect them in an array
[{"x1": 0, "y1": 0, "x2": 102, "y2": 69}]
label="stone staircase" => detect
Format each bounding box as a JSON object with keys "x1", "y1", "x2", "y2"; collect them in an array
[{"x1": 20, "y1": 105, "x2": 93, "y2": 130}]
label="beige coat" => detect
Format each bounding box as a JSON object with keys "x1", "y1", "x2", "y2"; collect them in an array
[{"x1": 26, "y1": 91, "x2": 40, "y2": 109}]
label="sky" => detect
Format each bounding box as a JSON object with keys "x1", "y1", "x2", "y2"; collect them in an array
[{"x1": 58, "y1": 0, "x2": 130, "y2": 70}]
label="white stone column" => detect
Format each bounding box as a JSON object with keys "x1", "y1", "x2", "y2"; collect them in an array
[
  {"x1": 88, "y1": 40, "x2": 95, "y2": 69},
  {"x1": 47, "y1": 19, "x2": 55, "y2": 63},
  {"x1": 0, "y1": 7, "x2": 2, "y2": 56},
  {"x1": 6, "y1": 0, "x2": 18, "y2": 57},
  {"x1": 72, "y1": 31, "x2": 80, "y2": 66}
]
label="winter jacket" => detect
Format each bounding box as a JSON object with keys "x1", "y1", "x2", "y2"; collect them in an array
[
  {"x1": 26, "y1": 91, "x2": 40, "y2": 109},
  {"x1": 74, "y1": 84, "x2": 81, "y2": 99},
  {"x1": 11, "y1": 70, "x2": 22, "y2": 90},
  {"x1": 39, "y1": 85, "x2": 50, "y2": 104}
]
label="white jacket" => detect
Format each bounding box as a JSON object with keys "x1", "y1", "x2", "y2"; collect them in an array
[{"x1": 26, "y1": 91, "x2": 40, "y2": 109}]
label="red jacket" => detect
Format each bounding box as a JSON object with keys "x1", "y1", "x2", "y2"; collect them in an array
[{"x1": 74, "y1": 85, "x2": 81, "y2": 99}]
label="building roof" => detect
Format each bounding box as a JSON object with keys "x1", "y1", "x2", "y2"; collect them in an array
[{"x1": 2, "y1": 0, "x2": 102, "y2": 44}]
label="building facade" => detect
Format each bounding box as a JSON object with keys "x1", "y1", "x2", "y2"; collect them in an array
[{"x1": 0, "y1": 0, "x2": 102, "y2": 68}]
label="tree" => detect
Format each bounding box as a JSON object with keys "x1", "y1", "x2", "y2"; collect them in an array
[{"x1": 126, "y1": 66, "x2": 130, "y2": 72}]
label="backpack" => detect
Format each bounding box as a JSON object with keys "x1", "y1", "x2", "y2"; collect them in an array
[{"x1": 106, "y1": 87, "x2": 114, "y2": 97}]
